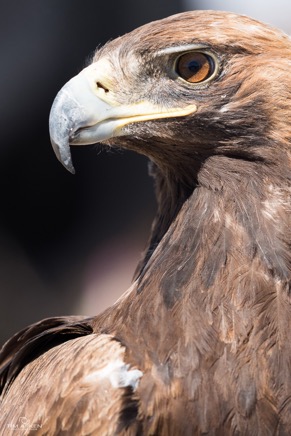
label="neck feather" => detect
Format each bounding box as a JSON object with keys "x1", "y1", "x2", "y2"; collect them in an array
[{"x1": 95, "y1": 150, "x2": 290, "y2": 371}]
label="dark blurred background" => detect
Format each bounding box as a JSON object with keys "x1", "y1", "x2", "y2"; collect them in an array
[{"x1": 1, "y1": 1, "x2": 289, "y2": 344}]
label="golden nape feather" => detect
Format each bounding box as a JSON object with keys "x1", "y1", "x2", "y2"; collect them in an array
[{"x1": 1, "y1": 10, "x2": 291, "y2": 435}]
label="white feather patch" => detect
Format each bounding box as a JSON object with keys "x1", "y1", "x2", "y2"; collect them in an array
[{"x1": 84, "y1": 359, "x2": 143, "y2": 391}]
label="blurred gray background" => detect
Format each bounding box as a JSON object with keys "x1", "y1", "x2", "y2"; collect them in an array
[{"x1": 1, "y1": 1, "x2": 290, "y2": 344}]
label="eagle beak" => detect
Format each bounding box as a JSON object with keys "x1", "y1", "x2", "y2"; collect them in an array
[
  {"x1": 49, "y1": 69, "x2": 115, "y2": 174},
  {"x1": 49, "y1": 62, "x2": 197, "y2": 173}
]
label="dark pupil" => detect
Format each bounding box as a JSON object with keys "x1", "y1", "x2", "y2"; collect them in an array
[{"x1": 187, "y1": 60, "x2": 201, "y2": 73}]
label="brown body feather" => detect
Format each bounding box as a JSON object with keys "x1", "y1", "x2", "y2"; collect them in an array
[{"x1": 1, "y1": 10, "x2": 291, "y2": 435}]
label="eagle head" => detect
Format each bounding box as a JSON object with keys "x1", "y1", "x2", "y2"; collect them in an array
[{"x1": 49, "y1": 11, "x2": 291, "y2": 179}]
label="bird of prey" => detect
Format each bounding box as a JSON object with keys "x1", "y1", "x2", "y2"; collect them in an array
[{"x1": 0, "y1": 10, "x2": 291, "y2": 435}]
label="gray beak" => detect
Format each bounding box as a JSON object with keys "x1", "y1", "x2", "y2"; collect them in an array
[{"x1": 49, "y1": 72, "x2": 114, "y2": 174}]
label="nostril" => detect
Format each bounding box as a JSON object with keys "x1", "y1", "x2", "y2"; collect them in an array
[{"x1": 96, "y1": 81, "x2": 109, "y2": 93}]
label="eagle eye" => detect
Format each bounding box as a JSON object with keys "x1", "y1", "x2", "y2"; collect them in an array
[{"x1": 176, "y1": 52, "x2": 215, "y2": 84}]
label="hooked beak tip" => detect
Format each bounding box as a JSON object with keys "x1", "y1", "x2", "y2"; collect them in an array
[
  {"x1": 62, "y1": 158, "x2": 76, "y2": 175},
  {"x1": 49, "y1": 88, "x2": 76, "y2": 174},
  {"x1": 50, "y1": 136, "x2": 75, "y2": 174}
]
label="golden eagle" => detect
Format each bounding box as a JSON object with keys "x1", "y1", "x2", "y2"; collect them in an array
[{"x1": 0, "y1": 10, "x2": 291, "y2": 434}]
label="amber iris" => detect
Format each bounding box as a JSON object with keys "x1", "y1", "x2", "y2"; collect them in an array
[{"x1": 176, "y1": 52, "x2": 213, "y2": 83}]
